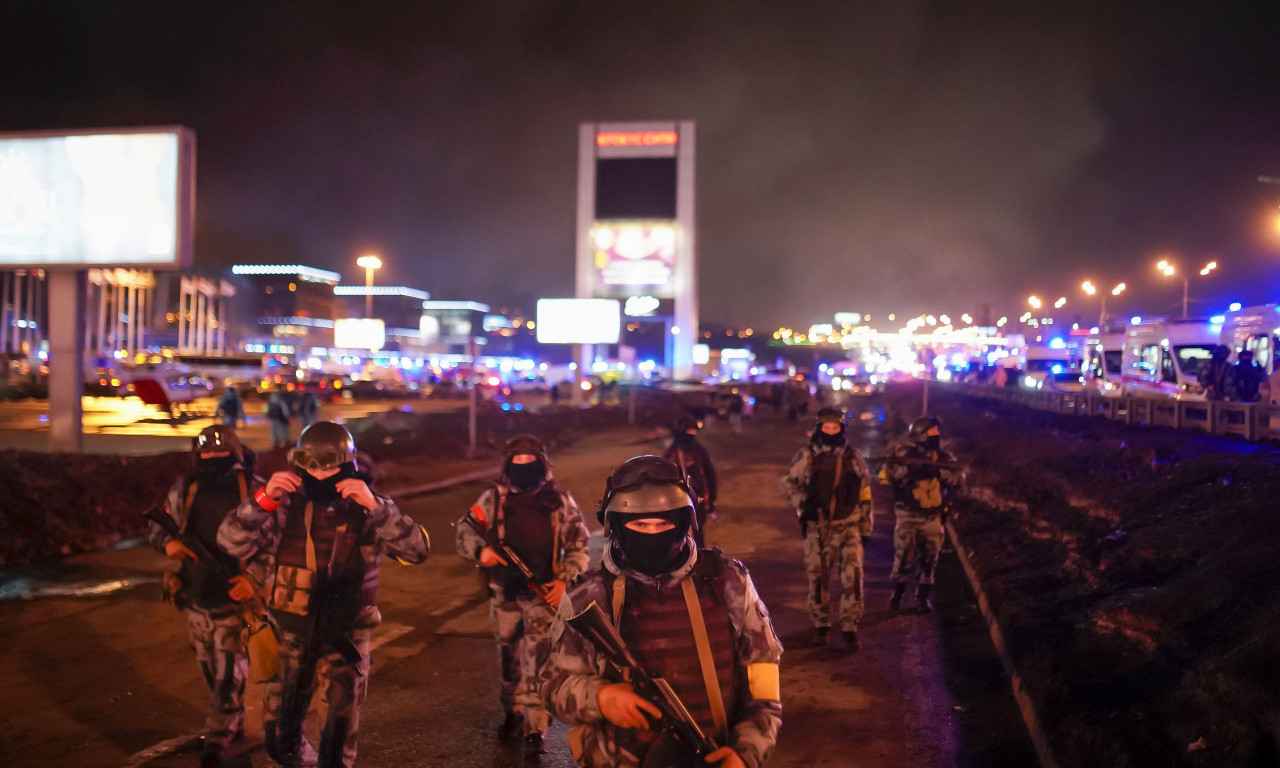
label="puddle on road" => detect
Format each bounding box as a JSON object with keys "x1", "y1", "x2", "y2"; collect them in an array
[{"x1": 0, "y1": 575, "x2": 158, "y2": 602}]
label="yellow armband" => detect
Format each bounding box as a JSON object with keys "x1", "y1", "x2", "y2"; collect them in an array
[{"x1": 747, "y1": 662, "x2": 780, "y2": 700}]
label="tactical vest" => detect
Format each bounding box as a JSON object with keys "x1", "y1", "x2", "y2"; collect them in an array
[
  {"x1": 501, "y1": 488, "x2": 558, "y2": 589},
  {"x1": 897, "y1": 447, "x2": 947, "y2": 515},
  {"x1": 272, "y1": 495, "x2": 378, "y2": 635},
  {"x1": 809, "y1": 447, "x2": 858, "y2": 522},
  {"x1": 605, "y1": 553, "x2": 735, "y2": 755},
  {"x1": 181, "y1": 471, "x2": 248, "y2": 611}
]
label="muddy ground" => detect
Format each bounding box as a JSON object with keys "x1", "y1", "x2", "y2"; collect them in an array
[{"x1": 883, "y1": 381, "x2": 1280, "y2": 768}]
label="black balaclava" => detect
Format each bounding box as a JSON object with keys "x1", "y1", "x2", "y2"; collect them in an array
[
  {"x1": 198, "y1": 454, "x2": 237, "y2": 479},
  {"x1": 300, "y1": 463, "x2": 358, "y2": 505},
  {"x1": 815, "y1": 428, "x2": 845, "y2": 448},
  {"x1": 614, "y1": 508, "x2": 691, "y2": 576},
  {"x1": 673, "y1": 431, "x2": 696, "y2": 447},
  {"x1": 505, "y1": 459, "x2": 546, "y2": 492},
  {"x1": 923, "y1": 435, "x2": 942, "y2": 452}
]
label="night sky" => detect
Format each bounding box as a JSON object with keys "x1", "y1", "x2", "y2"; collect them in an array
[{"x1": 3, "y1": 1, "x2": 1280, "y2": 329}]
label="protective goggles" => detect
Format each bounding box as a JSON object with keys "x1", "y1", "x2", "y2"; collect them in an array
[
  {"x1": 289, "y1": 449, "x2": 352, "y2": 472},
  {"x1": 606, "y1": 456, "x2": 689, "y2": 493},
  {"x1": 196, "y1": 430, "x2": 234, "y2": 451}
]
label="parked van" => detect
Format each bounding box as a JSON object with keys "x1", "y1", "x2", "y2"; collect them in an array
[
  {"x1": 1082, "y1": 330, "x2": 1125, "y2": 397},
  {"x1": 1020, "y1": 344, "x2": 1072, "y2": 389},
  {"x1": 1120, "y1": 319, "x2": 1219, "y2": 400}
]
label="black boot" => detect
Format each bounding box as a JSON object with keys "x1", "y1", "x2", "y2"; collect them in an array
[
  {"x1": 813, "y1": 626, "x2": 829, "y2": 646},
  {"x1": 524, "y1": 730, "x2": 546, "y2": 758},
  {"x1": 499, "y1": 712, "x2": 522, "y2": 739},
  {"x1": 199, "y1": 740, "x2": 225, "y2": 768},
  {"x1": 915, "y1": 584, "x2": 933, "y2": 613},
  {"x1": 889, "y1": 583, "x2": 906, "y2": 612},
  {"x1": 841, "y1": 628, "x2": 860, "y2": 653}
]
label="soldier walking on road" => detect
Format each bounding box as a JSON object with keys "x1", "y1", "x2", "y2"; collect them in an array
[
  {"x1": 218, "y1": 421, "x2": 430, "y2": 768},
  {"x1": 147, "y1": 425, "x2": 266, "y2": 768},
  {"x1": 540, "y1": 456, "x2": 783, "y2": 768},
  {"x1": 779, "y1": 406, "x2": 873, "y2": 650},
  {"x1": 265, "y1": 385, "x2": 293, "y2": 450},
  {"x1": 663, "y1": 415, "x2": 718, "y2": 548},
  {"x1": 455, "y1": 435, "x2": 590, "y2": 758},
  {"x1": 879, "y1": 416, "x2": 963, "y2": 613}
]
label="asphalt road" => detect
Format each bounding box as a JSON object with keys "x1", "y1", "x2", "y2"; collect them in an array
[{"x1": 0, "y1": 397, "x2": 1036, "y2": 768}]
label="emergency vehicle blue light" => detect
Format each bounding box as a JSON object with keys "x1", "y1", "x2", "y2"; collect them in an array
[
  {"x1": 1229, "y1": 302, "x2": 1243, "y2": 311},
  {"x1": 1049, "y1": 338, "x2": 1066, "y2": 349},
  {"x1": 1131, "y1": 316, "x2": 1142, "y2": 325},
  {"x1": 1210, "y1": 315, "x2": 1225, "y2": 324},
  {"x1": 1052, "y1": 364, "x2": 1064, "y2": 374},
  {"x1": 501, "y1": 403, "x2": 512, "y2": 411}
]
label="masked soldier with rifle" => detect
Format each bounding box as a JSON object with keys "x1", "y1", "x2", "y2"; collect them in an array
[
  {"x1": 217, "y1": 421, "x2": 429, "y2": 768},
  {"x1": 877, "y1": 416, "x2": 964, "y2": 613},
  {"x1": 455, "y1": 434, "x2": 590, "y2": 758},
  {"x1": 540, "y1": 456, "x2": 783, "y2": 768},
  {"x1": 146, "y1": 425, "x2": 268, "y2": 768},
  {"x1": 778, "y1": 406, "x2": 873, "y2": 650}
]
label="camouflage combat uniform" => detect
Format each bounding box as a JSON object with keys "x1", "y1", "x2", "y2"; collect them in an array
[
  {"x1": 147, "y1": 460, "x2": 267, "y2": 753},
  {"x1": 779, "y1": 441, "x2": 873, "y2": 632},
  {"x1": 540, "y1": 545, "x2": 783, "y2": 768},
  {"x1": 880, "y1": 443, "x2": 962, "y2": 589},
  {"x1": 218, "y1": 477, "x2": 428, "y2": 768},
  {"x1": 455, "y1": 478, "x2": 590, "y2": 735},
  {"x1": 663, "y1": 438, "x2": 718, "y2": 548}
]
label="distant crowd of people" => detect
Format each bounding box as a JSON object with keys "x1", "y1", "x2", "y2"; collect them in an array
[{"x1": 1197, "y1": 345, "x2": 1266, "y2": 403}]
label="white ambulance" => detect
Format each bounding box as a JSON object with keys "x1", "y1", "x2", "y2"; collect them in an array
[{"x1": 1120, "y1": 319, "x2": 1219, "y2": 400}]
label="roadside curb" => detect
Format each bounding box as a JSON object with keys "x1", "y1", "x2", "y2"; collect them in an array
[
  {"x1": 947, "y1": 520, "x2": 1061, "y2": 768},
  {"x1": 386, "y1": 466, "x2": 496, "y2": 498}
]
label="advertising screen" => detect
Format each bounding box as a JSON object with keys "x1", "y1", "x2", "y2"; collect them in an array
[
  {"x1": 0, "y1": 128, "x2": 194, "y2": 268},
  {"x1": 591, "y1": 221, "x2": 677, "y2": 298},
  {"x1": 536, "y1": 299, "x2": 621, "y2": 344},
  {"x1": 334, "y1": 318, "x2": 386, "y2": 351}
]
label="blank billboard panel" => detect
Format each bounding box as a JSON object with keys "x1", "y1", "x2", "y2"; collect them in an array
[
  {"x1": 594, "y1": 157, "x2": 677, "y2": 219},
  {"x1": 0, "y1": 128, "x2": 195, "y2": 268},
  {"x1": 536, "y1": 299, "x2": 621, "y2": 344}
]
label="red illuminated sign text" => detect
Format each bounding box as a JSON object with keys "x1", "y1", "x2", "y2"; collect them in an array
[{"x1": 596, "y1": 131, "x2": 678, "y2": 147}]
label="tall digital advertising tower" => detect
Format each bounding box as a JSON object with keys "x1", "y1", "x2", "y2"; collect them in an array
[{"x1": 576, "y1": 120, "x2": 697, "y2": 377}]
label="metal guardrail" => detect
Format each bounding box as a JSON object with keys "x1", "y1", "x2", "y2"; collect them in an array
[{"x1": 950, "y1": 384, "x2": 1278, "y2": 441}]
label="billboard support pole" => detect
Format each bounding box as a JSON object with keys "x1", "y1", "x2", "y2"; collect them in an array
[
  {"x1": 467, "y1": 336, "x2": 478, "y2": 459},
  {"x1": 47, "y1": 270, "x2": 86, "y2": 453}
]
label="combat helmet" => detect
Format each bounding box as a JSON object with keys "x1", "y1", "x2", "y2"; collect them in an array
[
  {"x1": 597, "y1": 455, "x2": 698, "y2": 533},
  {"x1": 290, "y1": 421, "x2": 358, "y2": 471}
]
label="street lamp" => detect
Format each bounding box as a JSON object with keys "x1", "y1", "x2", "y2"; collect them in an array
[
  {"x1": 1081, "y1": 280, "x2": 1126, "y2": 327},
  {"x1": 356, "y1": 254, "x2": 382, "y2": 318},
  {"x1": 1156, "y1": 258, "x2": 1216, "y2": 319}
]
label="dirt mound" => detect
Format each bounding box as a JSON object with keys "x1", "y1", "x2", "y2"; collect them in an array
[{"x1": 886, "y1": 382, "x2": 1280, "y2": 767}]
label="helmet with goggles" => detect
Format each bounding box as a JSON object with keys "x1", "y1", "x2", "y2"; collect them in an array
[
  {"x1": 597, "y1": 455, "x2": 697, "y2": 532},
  {"x1": 908, "y1": 415, "x2": 942, "y2": 443},
  {"x1": 503, "y1": 434, "x2": 549, "y2": 465},
  {"x1": 290, "y1": 421, "x2": 358, "y2": 472},
  {"x1": 814, "y1": 406, "x2": 846, "y2": 428},
  {"x1": 193, "y1": 425, "x2": 243, "y2": 460}
]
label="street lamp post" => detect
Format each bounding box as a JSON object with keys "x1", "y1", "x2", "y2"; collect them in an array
[
  {"x1": 1157, "y1": 259, "x2": 1216, "y2": 319},
  {"x1": 1082, "y1": 281, "x2": 1126, "y2": 327},
  {"x1": 356, "y1": 254, "x2": 382, "y2": 318}
]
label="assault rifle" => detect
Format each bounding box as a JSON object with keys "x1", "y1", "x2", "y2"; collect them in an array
[
  {"x1": 144, "y1": 502, "x2": 278, "y2": 641},
  {"x1": 568, "y1": 601, "x2": 717, "y2": 767},
  {"x1": 868, "y1": 455, "x2": 965, "y2": 471},
  {"x1": 456, "y1": 513, "x2": 552, "y2": 602}
]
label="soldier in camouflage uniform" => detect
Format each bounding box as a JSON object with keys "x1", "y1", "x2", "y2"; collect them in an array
[
  {"x1": 455, "y1": 434, "x2": 590, "y2": 757},
  {"x1": 662, "y1": 415, "x2": 717, "y2": 547},
  {"x1": 148, "y1": 425, "x2": 266, "y2": 768},
  {"x1": 218, "y1": 422, "x2": 429, "y2": 768},
  {"x1": 878, "y1": 416, "x2": 963, "y2": 613},
  {"x1": 779, "y1": 406, "x2": 873, "y2": 650},
  {"x1": 540, "y1": 456, "x2": 783, "y2": 768}
]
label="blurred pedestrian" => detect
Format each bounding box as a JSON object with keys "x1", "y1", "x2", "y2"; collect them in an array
[
  {"x1": 540, "y1": 455, "x2": 783, "y2": 768},
  {"x1": 215, "y1": 385, "x2": 246, "y2": 428},
  {"x1": 455, "y1": 435, "x2": 590, "y2": 757},
  {"x1": 264, "y1": 385, "x2": 292, "y2": 450},
  {"x1": 726, "y1": 389, "x2": 745, "y2": 434},
  {"x1": 1198, "y1": 345, "x2": 1231, "y2": 401},
  {"x1": 218, "y1": 422, "x2": 429, "y2": 768},
  {"x1": 663, "y1": 415, "x2": 718, "y2": 546},
  {"x1": 779, "y1": 407, "x2": 873, "y2": 650},
  {"x1": 1228, "y1": 349, "x2": 1265, "y2": 403},
  {"x1": 147, "y1": 425, "x2": 265, "y2": 768},
  {"x1": 878, "y1": 416, "x2": 963, "y2": 613},
  {"x1": 297, "y1": 382, "x2": 320, "y2": 429}
]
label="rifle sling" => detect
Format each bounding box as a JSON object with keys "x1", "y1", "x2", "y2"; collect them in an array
[{"x1": 681, "y1": 577, "x2": 729, "y2": 745}]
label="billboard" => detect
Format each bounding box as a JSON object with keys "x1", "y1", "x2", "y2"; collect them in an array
[
  {"x1": 0, "y1": 127, "x2": 195, "y2": 268},
  {"x1": 591, "y1": 221, "x2": 676, "y2": 298},
  {"x1": 334, "y1": 318, "x2": 385, "y2": 351},
  {"x1": 536, "y1": 299, "x2": 621, "y2": 344}
]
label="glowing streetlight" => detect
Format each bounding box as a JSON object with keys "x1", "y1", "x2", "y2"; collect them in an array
[
  {"x1": 356, "y1": 254, "x2": 382, "y2": 317},
  {"x1": 1028, "y1": 295, "x2": 1042, "y2": 310},
  {"x1": 1157, "y1": 258, "x2": 1217, "y2": 318},
  {"x1": 1054, "y1": 297, "x2": 1067, "y2": 309}
]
